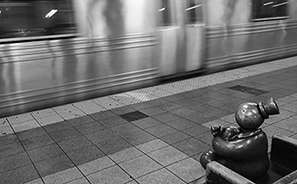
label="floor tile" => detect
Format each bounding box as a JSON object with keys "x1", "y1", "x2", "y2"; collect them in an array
[
  {"x1": 75, "y1": 121, "x2": 106, "y2": 134},
  {"x1": 166, "y1": 118, "x2": 197, "y2": 130},
  {"x1": 136, "y1": 168, "x2": 186, "y2": 184},
  {"x1": 7, "y1": 113, "x2": 35, "y2": 125},
  {"x1": 43, "y1": 121, "x2": 72, "y2": 133},
  {"x1": 111, "y1": 106, "x2": 136, "y2": 115},
  {"x1": 263, "y1": 125, "x2": 295, "y2": 138},
  {"x1": 87, "y1": 165, "x2": 132, "y2": 184},
  {"x1": 85, "y1": 128, "x2": 115, "y2": 144},
  {"x1": 187, "y1": 104, "x2": 217, "y2": 114},
  {"x1": 160, "y1": 131, "x2": 191, "y2": 145},
  {"x1": 136, "y1": 139, "x2": 168, "y2": 153},
  {"x1": 0, "y1": 164, "x2": 39, "y2": 184},
  {"x1": 73, "y1": 100, "x2": 106, "y2": 115},
  {"x1": 0, "y1": 152, "x2": 31, "y2": 172},
  {"x1": 49, "y1": 128, "x2": 82, "y2": 142},
  {"x1": 35, "y1": 116, "x2": 65, "y2": 127},
  {"x1": 93, "y1": 96, "x2": 126, "y2": 109},
  {"x1": 147, "y1": 146, "x2": 188, "y2": 166},
  {"x1": 65, "y1": 177, "x2": 90, "y2": 184},
  {"x1": 0, "y1": 134, "x2": 19, "y2": 146},
  {"x1": 281, "y1": 101, "x2": 297, "y2": 112},
  {"x1": 31, "y1": 109, "x2": 60, "y2": 120},
  {"x1": 27, "y1": 143, "x2": 64, "y2": 163},
  {"x1": 11, "y1": 120, "x2": 41, "y2": 133},
  {"x1": 151, "y1": 112, "x2": 181, "y2": 123},
  {"x1": 145, "y1": 124, "x2": 178, "y2": 138},
  {"x1": 162, "y1": 94, "x2": 188, "y2": 102},
  {"x1": 174, "y1": 99, "x2": 202, "y2": 109},
  {"x1": 66, "y1": 145, "x2": 105, "y2": 165},
  {"x1": 201, "y1": 98, "x2": 228, "y2": 108},
  {"x1": 147, "y1": 98, "x2": 170, "y2": 106},
  {"x1": 0, "y1": 141, "x2": 25, "y2": 159},
  {"x1": 100, "y1": 116, "x2": 129, "y2": 128},
  {"x1": 34, "y1": 154, "x2": 75, "y2": 177},
  {"x1": 130, "y1": 102, "x2": 153, "y2": 110},
  {"x1": 21, "y1": 133, "x2": 55, "y2": 151},
  {"x1": 24, "y1": 178, "x2": 44, "y2": 184},
  {"x1": 183, "y1": 113, "x2": 215, "y2": 124},
  {"x1": 219, "y1": 114, "x2": 236, "y2": 123},
  {"x1": 182, "y1": 125, "x2": 210, "y2": 137},
  {"x1": 217, "y1": 104, "x2": 238, "y2": 114},
  {"x1": 289, "y1": 133, "x2": 297, "y2": 140},
  {"x1": 0, "y1": 121, "x2": 15, "y2": 136},
  {"x1": 278, "y1": 95, "x2": 297, "y2": 103},
  {"x1": 43, "y1": 167, "x2": 83, "y2": 184},
  {"x1": 204, "y1": 108, "x2": 230, "y2": 118},
  {"x1": 53, "y1": 104, "x2": 86, "y2": 120},
  {"x1": 126, "y1": 91, "x2": 158, "y2": 103},
  {"x1": 16, "y1": 127, "x2": 47, "y2": 141},
  {"x1": 119, "y1": 155, "x2": 162, "y2": 178},
  {"x1": 78, "y1": 156, "x2": 115, "y2": 176},
  {"x1": 262, "y1": 115, "x2": 282, "y2": 127},
  {"x1": 277, "y1": 108, "x2": 296, "y2": 119},
  {"x1": 96, "y1": 136, "x2": 133, "y2": 155},
  {"x1": 167, "y1": 157, "x2": 205, "y2": 183},
  {"x1": 57, "y1": 135, "x2": 93, "y2": 153},
  {"x1": 132, "y1": 117, "x2": 162, "y2": 129},
  {"x1": 67, "y1": 116, "x2": 96, "y2": 127},
  {"x1": 109, "y1": 147, "x2": 143, "y2": 164},
  {"x1": 263, "y1": 125, "x2": 295, "y2": 146},
  {"x1": 172, "y1": 138, "x2": 210, "y2": 156},
  {"x1": 273, "y1": 115, "x2": 297, "y2": 133},
  {"x1": 89, "y1": 111, "x2": 116, "y2": 121},
  {"x1": 194, "y1": 131, "x2": 213, "y2": 145},
  {"x1": 111, "y1": 123, "x2": 142, "y2": 136},
  {"x1": 125, "y1": 180, "x2": 138, "y2": 184},
  {"x1": 120, "y1": 129, "x2": 156, "y2": 146},
  {"x1": 139, "y1": 107, "x2": 167, "y2": 116},
  {"x1": 157, "y1": 102, "x2": 183, "y2": 111},
  {"x1": 171, "y1": 107, "x2": 196, "y2": 117}
]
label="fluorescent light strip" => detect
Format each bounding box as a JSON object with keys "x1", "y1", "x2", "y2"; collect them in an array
[{"x1": 186, "y1": 4, "x2": 201, "y2": 11}]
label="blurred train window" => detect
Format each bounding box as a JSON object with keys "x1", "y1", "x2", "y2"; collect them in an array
[
  {"x1": 158, "y1": 0, "x2": 172, "y2": 26},
  {"x1": 186, "y1": 0, "x2": 203, "y2": 24},
  {"x1": 0, "y1": 0, "x2": 75, "y2": 39},
  {"x1": 252, "y1": 0, "x2": 288, "y2": 21}
]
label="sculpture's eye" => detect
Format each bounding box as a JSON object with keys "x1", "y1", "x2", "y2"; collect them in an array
[{"x1": 242, "y1": 109, "x2": 246, "y2": 113}]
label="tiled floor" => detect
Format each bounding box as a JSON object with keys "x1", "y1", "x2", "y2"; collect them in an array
[{"x1": 1, "y1": 56, "x2": 297, "y2": 184}]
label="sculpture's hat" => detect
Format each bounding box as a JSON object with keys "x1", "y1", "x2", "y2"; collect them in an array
[{"x1": 258, "y1": 97, "x2": 279, "y2": 119}]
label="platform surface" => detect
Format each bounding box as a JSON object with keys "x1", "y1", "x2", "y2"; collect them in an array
[{"x1": 1, "y1": 57, "x2": 297, "y2": 184}]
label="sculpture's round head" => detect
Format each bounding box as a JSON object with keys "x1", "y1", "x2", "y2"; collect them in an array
[
  {"x1": 235, "y1": 98, "x2": 279, "y2": 130},
  {"x1": 235, "y1": 102, "x2": 264, "y2": 130}
]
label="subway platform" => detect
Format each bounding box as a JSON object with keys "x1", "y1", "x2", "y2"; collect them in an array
[{"x1": 1, "y1": 57, "x2": 297, "y2": 184}]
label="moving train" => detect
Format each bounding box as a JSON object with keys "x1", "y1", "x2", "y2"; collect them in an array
[{"x1": 0, "y1": 0, "x2": 296, "y2": 117}]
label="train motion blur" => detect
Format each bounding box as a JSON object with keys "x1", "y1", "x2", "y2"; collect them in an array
[{"x1": 0, "y1": 0, "x2": 296, "y2": 117}]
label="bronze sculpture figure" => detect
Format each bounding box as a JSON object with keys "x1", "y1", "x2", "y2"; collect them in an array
[{"x1": 200, "y1": 97, "x2": 279, "y2": 180}]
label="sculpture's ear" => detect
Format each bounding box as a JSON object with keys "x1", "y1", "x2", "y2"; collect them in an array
[{"x1": 211, "y1": 125, "x2": 221, "y2": 137}]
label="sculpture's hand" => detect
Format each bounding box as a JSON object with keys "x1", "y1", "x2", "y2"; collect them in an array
[{"x1": 211, "y1": 125, "x2": 241, "y2": 141}]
